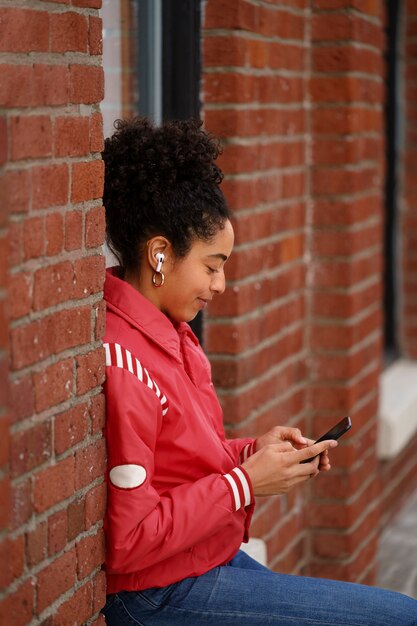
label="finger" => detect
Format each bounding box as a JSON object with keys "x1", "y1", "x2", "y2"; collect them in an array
[
  {"x1": 281, "y1": 427, "x2": 307, "y2": 445},
  {"x1": 296, "y1": 439, "x2": 338, "y2": 463}
]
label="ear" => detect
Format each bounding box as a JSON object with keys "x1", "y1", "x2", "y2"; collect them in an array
[{"x1": 146, "y1": 236, "x2": 171, "y2": 271}]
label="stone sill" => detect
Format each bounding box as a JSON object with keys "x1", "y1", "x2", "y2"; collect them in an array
[{"x1": 378, "y1": 359, "x2": 417, "y2": 460}]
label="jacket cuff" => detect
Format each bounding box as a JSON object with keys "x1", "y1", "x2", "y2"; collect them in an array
[
  {"x1": 221, "y1": 466, "x2": 254, "y2": 512},
  {"x1": 239, "y1": 440, "x2": 256, "y2": 464}
]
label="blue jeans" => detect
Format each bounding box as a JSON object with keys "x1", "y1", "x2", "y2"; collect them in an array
[{"x1": 102, "y1": 550, "x2": 417, "y2": 625}]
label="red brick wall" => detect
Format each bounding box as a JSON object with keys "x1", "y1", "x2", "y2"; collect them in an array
[
  {"x1": 202, "y1": 0, "x2": 311, "y2": 575},
  {"x1": 0, "y1": 2, "x2": 107, "y2": 624},
  {"x1": 307, "y1": 1, "x2": 385, "y2": 584},
  {"x1": 202, "y1": 0, "x2": 386, "y2": 583}
]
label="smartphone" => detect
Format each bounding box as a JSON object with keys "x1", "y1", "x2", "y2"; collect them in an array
[{"x1": 301, "y1": 416, "x2": 352, "y2": 463}]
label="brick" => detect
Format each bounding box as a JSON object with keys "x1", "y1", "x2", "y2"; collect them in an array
[
  {"x1": 0, "y1": 64, "x2": 34, "y2": 107},
  {"x1": 33, "y1": 64, "x2": 69, "y2": 106},
  {"x1": 89, "y1": 392, "x2": 105, "y2": 434},
  {"x1": 312, "y1": 106, "x2": 382, "y2": 134},
  {"x1": 0, "y1": 117, "x2": 7, "y2": 166},
  {"x1": 0, "y1": 414, "x2": 9, "y2": 467},
  {"x1": 85, "y1": 205, "x2": 105, "y2": 248},
  {"x1": 313, "y1": 46, "x2": 382, "y2": 74},
  {"x1": 33, "y1": 261, "x2": 73, "y2": 311},
  {"x1": 23, "y1": 216, "x2": 45, "y2": 261},
  {"x1": 0, "y1": 534, "x2": 25, "y2": 588},
  {"x1": 94, "y1": 299, "x2": 106, "y2": 341},
  {"x1": 0, "y1": 578, "x2": 34, "y2": 626},
  {"x1": 75, "y1": 438, "x2": 105, "y2": 489},
  {"x1": 54, "y1": 403, "x2": 89, "y2": 455},
  {"x1": 33, "y1": 455, "x2": 75, "y2": 513},
  {"x1": 50, "y1": 11, "x2": 88, "y2": 52},
  {"x1": 227, "y1": 233, "x2": 304, "y2": 281},
  {"x1": 75, "y1": 347, "x2": 106, "y2": 396},
  {"x1": 33, "y1": 358, "x2": 73, "y2": 413},
  {"x1": 11, "y1": 421, "x2": 51, "y2": 477},
  {"x1": 312, "y1": 166, "x2": 381, "y2": 196},
  {"x1": 10, "y1": 478, "x2": 32, "y2": 530},
  {"x1": 93, "y1": 569, "x2": 106, "y2": 613},
  {"x1": 67, "y1": 498, "x2": 85, "y2": 540},
  {"x1": 10, "y1": 115, "x2": 52, "y2": 161},
  {"x1": 205, "y1": 107, "x2": 305, "y2": 139},
  {"x1": 204, "y1": 0, "x2": 257, "y2": 30},
  {"x1": 65, "y1": 210, "x2": 83, "y2": 251},
  {"x1": 219, "y1": 140, "x2": 304, "y2": 175},
  {"x1": 89, "y1": 15, "x2": 103, "y2": 55},
  {"x1": 8, "y1": 272, "x2": 32, "y2": 320},
  {"x1": 90, "y1": 112, "x2": 104, "y2": 152},
  {"x1": 72, "y1": 255, "x2": 105, "y2": 299},
  {"x1": 32, "y1": 164, "x2": 69, "y2": 210},
  {"x1": 311, "y1": 308, "x2": 381, "y2": 350},
  {"x1": 312, "y1": 222, "x2": 382, "y2": 257},
  {"x1": 54, "y1": 581, "x2": 93, "y2": 626},
  {"x1": 26, "y1": 520, "x2": 48, "y2": 567},
  {"x1": 0, "y1": 476, "x2": 10, "y2": 529},
  {"x1": 45, "y1": 212, "x2": 64, "y2": 256},
  {"x1": 312, "y1": 12, "x2": 383, "y2": 47},
  {"x1": 48, "y1": 509, "x2": 68, "y2": 556},
  {"x1": 72, "y1": 0, "x2": 102, "y2": 6},
  {"x1": 258, "y1": 6, "x2": 304, "y2": 39},
  {"x1": 4, "y1": 169, "x2": 30, "y2": 214},
  {"x1": 76, "y1": 530, "x2": 105, "y2": 579},
  {"x1": 0, "y1": 8, "x2": 49, "y2": 53},
  {"x1": 313, "y1": 136, "x2": 382, "y2": 166},
  {"x1": 0, "y1": 299, "x2": 8, "y2": 350},
  {"x1": 85, "y1": 481, "x2": 106, "y2": 530},
  {"x1": 71, "y1": 159, "x2": 104, "y2": 203},
  {"x1": 55, "y1": 116, "x2": 90, "y2": 157},
  {"x1": 310, "y1": 76, "x2": 383, "y2": 104},
  {"x1": 9, "y1": 375, "x2": 34, "y2": 423},
  {"x1": 37, "y1": 549, "x2": 77, "y2": 613},
  {"x1": 70, "y1": 65, "x2": 104, "y2": 105}
]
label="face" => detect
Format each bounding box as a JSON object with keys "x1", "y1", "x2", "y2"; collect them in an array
[{"x1": 159, "y1": 219, "x2": 234, "y2": 323}]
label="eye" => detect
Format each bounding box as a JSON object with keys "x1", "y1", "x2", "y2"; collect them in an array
[{"x1": 206, "y1": 266, "x2": 218, "y2": 274}]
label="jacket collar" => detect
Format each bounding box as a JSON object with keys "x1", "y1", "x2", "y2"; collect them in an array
[{"x1": 104, "y1": 267, "x2": 195, "y2": 363}]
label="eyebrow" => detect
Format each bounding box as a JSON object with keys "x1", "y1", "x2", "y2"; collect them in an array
[{"x1": 207, "y1": 253, "x2": 228, "y2": 261}]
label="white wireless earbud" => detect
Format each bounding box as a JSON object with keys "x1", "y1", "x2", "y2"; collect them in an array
[{"x1": 155, "y1": 253, "x2": 165, "y2": 273}]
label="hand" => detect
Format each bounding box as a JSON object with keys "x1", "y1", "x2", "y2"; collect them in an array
[
  {"x1": 241, "y1": 439, "x2": 338, "y2": 497},
  {"x1": 256, "y1": 427, "x2": 332, "y2": 473}
]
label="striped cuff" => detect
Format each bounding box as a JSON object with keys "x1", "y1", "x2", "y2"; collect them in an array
[
  {"x1": 222, "y1": 466, "x2": 254, "y2": 512},
  {"x1": 239, "y1": 440, "x2": 256, "y2": 464}
]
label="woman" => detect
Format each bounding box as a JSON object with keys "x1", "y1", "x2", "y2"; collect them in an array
[{"x1": 101, "y1": 117, "x2": 417, "y2": 625}]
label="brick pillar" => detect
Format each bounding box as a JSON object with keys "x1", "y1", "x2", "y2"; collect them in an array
[
  {"x1": 202, "y1": 0, "x2": 311, "y2": 573},
  {"x1": 307, "y1": 2, "x2": 385, "y2": 583},
  {"x1": 401, "y1": 2, "x2": 417, "y2": 358},
  {"x1": 0, "y1": 2, "x2": 107, "y2": 623}
]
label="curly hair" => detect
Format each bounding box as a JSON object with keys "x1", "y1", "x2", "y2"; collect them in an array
[{"x1": 102, "y1": 117, "x2": 231, "y2": 272}]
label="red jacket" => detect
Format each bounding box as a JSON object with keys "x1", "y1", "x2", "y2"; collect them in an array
[{"x1": 103, "y1": 268, "x2": 256, "y2": 593}]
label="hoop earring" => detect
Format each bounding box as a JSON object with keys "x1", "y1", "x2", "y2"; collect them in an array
[{"x1": 152, "y1": 271, "x2": 165, "y2": 287}]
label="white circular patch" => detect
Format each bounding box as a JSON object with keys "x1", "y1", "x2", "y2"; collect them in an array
[{"x1": 109, "y1": 464, "x2": 147, "y2": 489}]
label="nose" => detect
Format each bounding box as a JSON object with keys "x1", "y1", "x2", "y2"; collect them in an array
[{"x1": 211, "y1": 269, "x2": 226, "y2": 295}]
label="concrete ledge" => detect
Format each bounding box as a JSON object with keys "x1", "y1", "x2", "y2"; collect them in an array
[
  {"x1": 240, "y1": 538, "x2": 267, "y2": 565},
  {"x1": 378, "y1": 359, "x2": 417, "y2": 460}
]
